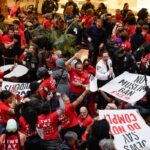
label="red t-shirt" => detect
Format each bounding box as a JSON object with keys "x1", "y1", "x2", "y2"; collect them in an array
[
  {"x1": 0, "y1": 33, "x2": 3, "y2": 42},
  {"x1": 20, "y1": 21, "x2": 25, "y2": 31},
  {"x1": 1, "y1": 134, "x2": 20, "y2": 150},
  {"x1": 18, "y1": 29, "x2": 25, "y2": 46},
  {"x1": 78, "y1": 114, "x2": 93, "y2": 128},
  {"x1": 83, "y1": 65, "x2": 96, "y2": 75},
  {"x1": 36, "y1": 111, "x2": 59, "y2": 140},
  {"x1": 145, "y1": 34, "x2": 150, "y2": 43},
  {"x1": 2, "y1": 35, "x2": 14, "y2": 44},
  {"x1": 42, "y1": 19, "x2": 51, "y2": 30},
  {"x1": 18, "y1": 116, "x2": 37, "y2": 137},
  {"x1": 69, "y1": 68, "x2": 89, "y2": 94},
  {"x1": 121, "y1": 41, "x2": 131, "y2": 51},
  {"x1": 115, "y1": 14, "x2": 123, "y2": 22},
  {"x1": 39, "y1": 77, "x2": 56, "y2": 98},
  {"x1": 46, "y1": 54, "x2": 58, "y2": 70},
  {"x1": 58, "y1": 103, "x2": 78, "y2": 129},
  {"x1": 127, "y1": 25, "x2": 136, "y2": 37},
  {"x1": 0, "y1": 102, "x2": 12, "y2": 125}
]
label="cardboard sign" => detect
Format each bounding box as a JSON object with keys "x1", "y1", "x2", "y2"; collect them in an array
[
  {"x1": 0, "y1": 64, "x2": 28, "y2": 78},
  {"x1": 89, "y1": 75, "x2": 98, "y2": 92},
  {"x1": 2, "y1": 81, "x2": 30, "y2": 96},
  {"x1": 99, "y1": 109, "x2": 150, "y2": 150},
  {"x1": 100, "y1": 72, "x2": 150, "y2": 104}
]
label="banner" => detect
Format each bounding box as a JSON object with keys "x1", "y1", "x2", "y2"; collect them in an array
[
  {"x1": 2, "y1": 81, "x2": 30, "y2": 96},
  {"x1": 99, "y1": 109, "x2": 150, "y2": 150},
  {"x1": 99, "y1": 72, "x2": 150, "y2": 104}
]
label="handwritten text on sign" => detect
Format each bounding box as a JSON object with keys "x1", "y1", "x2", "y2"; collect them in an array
[
  {"x1": 100, "y1": 72, "x2": 149, "y2": 104},
  {"x1": 99, "y1": 109, "x2": 150, "y2": 150}
]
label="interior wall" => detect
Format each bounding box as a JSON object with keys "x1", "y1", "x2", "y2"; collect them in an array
[{"x1": 5, "y1": 0, "x2": 150, "y2": 14}]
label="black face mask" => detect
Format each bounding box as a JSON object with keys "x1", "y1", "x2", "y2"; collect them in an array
[{"x1": 84, "y1": 64, "x2": 89, "y2": 67}]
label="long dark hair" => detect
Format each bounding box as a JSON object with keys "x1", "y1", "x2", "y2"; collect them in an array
[
  {"x1": 22, "y1": 106, "x2": 38, "y2": 131},
  {"x1": 41, "y1": 101, "x2": 51, "y2": 114},
  {"x1": 91, "y1": 119, "x2": 111, "y2": 140}
]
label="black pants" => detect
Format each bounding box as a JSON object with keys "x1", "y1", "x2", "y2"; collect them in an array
[
  {"x1": 96, "y1": 79, "x2": 110, "y2": 109},
  {"x1": 25, "y1": 134, "x2": 42, "y2": 150}
]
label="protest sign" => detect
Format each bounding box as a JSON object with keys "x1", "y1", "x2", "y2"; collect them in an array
[
  {"x1": 99, "y1": 109, "x2": 150, "y2": 150},
  {"x1": 89, "y1": 75, "x2": 98, "y2": 92},
  {"x1": 0, "y1": 64, "x2": 28, "y2": 78},
  {"x1": 2, "y1": 81, "x2": 30, "y2": 96},
  {"x1": 99, "y1": 72, "x2": 150, "y2": 104}
]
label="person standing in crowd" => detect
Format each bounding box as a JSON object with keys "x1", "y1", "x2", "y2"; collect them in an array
[
  {"x1": 10, "y1": 0, "x2": 23, "y2": 17},
  {"x1": 13, "y1": 20, "x2": 26, "y2": 49},
  {"x1": 83, "y1": 59, "x2": 96, "y2": 76},
  {"x1": 2, "y1": 26, "x2": 21, "y2": 64},
  {"x1": 0, "y1": 90, "x2": 16, "y2": 134},
  {"x1": 59, "y1": 87, "x2": 89, "y2": 139},
  {"x1": 84, "y1": 18, "x2": 107, "y2": 67},
  {"x1": 130, "y1": 26, "x2": 145, "y2": 52},
  {"x1": 87, "y1": 119, "x2": 113, "y2": 150},
  {"x1": 21, "y1": 43, "x2": 39, "y2": 82},
  {"x1": 96, "y1": 51, "x2": 114, "y2": 87},
  {"x1": 99, "y1": 139, "x2": 115, "y2": 150},
  {"x1": 36, "y1": 93, "x2": 64, "y2": 150},
  {"x1": 96, "y1": 2, "x2": 107, "y2": 16},
  {"x1": 18, "y1": 100, "x2": 42, "y2": 150},
  {"x1": 121, "y1": 3, "x2": 130, "y2": 20},
  {"x1": 52, "y1": 58, "x2": 69, "y2": 96},
  {"x1": 65, "y1": 53, "x2": 89, "y2": 102},
  {"x1": 59, "y1": 131, "x2": 78, "y2": 150},
  {"x1": 95, "y1": 51, "x2": 115, "y2": 109},
  {"x1": 81, "y1": 0, "x2": 94, "y2": 13},
  {"x1": 115, "y1": 9, "x2": 123, "y2": 23},
  {"x1": 64, "y1": 0, "x2": 79, "y2": 17},
  {"x1": 41, "y1": 0, "x2": 58, "y2": 14},
  {"x1": 78, "y1": 106, "x2": 93, "y2": 136},
  {"x1": 37, "y1": 67, "x2": 56, "y2": 100},
  {"x1": 0, "y1": 119, "x2": 26, "y2": 150}
]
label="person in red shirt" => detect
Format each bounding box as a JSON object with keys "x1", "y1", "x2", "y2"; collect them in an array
[
  {"x1": 0, "y1": 90, "x2": 16, "y2": 133},
  {"x1": 0, "y1": 119, "x2": 26, "y2": 150},
  {"x1": 65, "y1": 53, "x2": 89, "y2": 102},
  {"x1": 2, "y1": 26, "x2": 21, "y2": 64},
  {"x1": 17, "y1": 99, "x2": 43, "y2": 150},
  {"x1": 120, "y1": 32, "x2": 131, "y2": 51},
  {"x1": 45, "y1": 50, "x2": 62, "y2": 70},
  {"x1": 37, "y1": 67, "x2": 56, "y2": 100},
  {"x1": 83, "y1": 59, "x2": 95, "y2": 76},
  {"x1": 115, "y1": 9, "x2": 123, "y2": 23},
  {"x1": 36, "y1": 93, "x2": 64, "y2": 150},
  {"x1": 78, "y1": 106, "x2": 93, "y2": 134},
  {"x1": 10, "y1": 0, "x2": 23, "y2": 18},
  {"x1": 42, "y1": 13, "x2": 52, "y2": 30},
  {"x1": 59, "y1": 87, "x2": 89, "y2": 139},
  {"x1": 81, "y1": 8, "x2": 94, "y2": 29}
]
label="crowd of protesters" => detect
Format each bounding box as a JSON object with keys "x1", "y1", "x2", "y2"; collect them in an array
[{"x1": 0, "y1": 0, "x2": 150, "y2": 149}]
